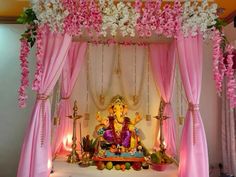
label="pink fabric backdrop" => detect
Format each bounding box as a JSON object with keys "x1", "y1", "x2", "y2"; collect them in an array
[
  {"x1": 17, "y1": 30, "x2": 72, "y2": 177},
  {"x1": 221, "y1": 80, "x2": 236, "y2": 175},
  {"x1": 150, "y1": 42, "x2": 177, "y2": 156},
  {"x1": 177, "y1": 34, "x2": 209, "y2": 177},
  {"x1": 52, "y1": 42, "x2": 87, "y2": 157}
]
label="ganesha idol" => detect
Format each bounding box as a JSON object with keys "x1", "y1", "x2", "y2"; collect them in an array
[{"x1": 95, "y1": 95, "x2": 143, "y2": 157}]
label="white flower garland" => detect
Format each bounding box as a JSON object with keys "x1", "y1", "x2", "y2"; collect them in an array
[
  {"x1": 32, "y1": 0, "x2": 69, "y2": 32},
  {"x1": 181, "y1": 0, "x2": 218, "y2": 38},
  {"x1": 100, "y1": 0, "x2": 140, "y2": 37}
]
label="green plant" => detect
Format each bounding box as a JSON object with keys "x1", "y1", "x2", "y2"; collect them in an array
[
  {"x1": 150, "y1": 150, "x2": 173, "y2": 164},
  {"x1": 17, "y1": 8, "x2": 38, "y2": 47},
  {"x1": 80, "y1": 135, "x2": 98, "y2": 156}
]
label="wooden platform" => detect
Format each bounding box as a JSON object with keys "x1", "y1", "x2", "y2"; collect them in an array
[{"x1": 51, "y1": 157, "x2": 178, "y2": 177}]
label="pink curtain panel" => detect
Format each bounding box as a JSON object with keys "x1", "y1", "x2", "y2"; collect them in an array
[
  {"x1": 17, "y1": 29, "x2": 72, "y2": 177},
  {"x1": 177, "y1": 34, "x2": 209, "y2": 177},
  {"x1": 150, "y1": 42, "x2": 177, "y2": 157},
  {"x1": 52, "y1": 42, "x2": 87, "y2": 157}
]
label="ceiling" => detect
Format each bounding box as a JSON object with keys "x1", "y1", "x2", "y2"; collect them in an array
[{"x1": 0, "y1": 0, "x2": 235, "y2": 20}]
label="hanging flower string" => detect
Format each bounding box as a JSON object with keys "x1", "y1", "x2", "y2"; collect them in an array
[
  {"x1": 17, "y1": 8, "x2": 38, "y2": 108},
  {"x1": 225, "y1": 44, "x2": 236, "y2": 108},
  {"x1": 32, "y1": 25, "x2": 45, "y2": 91},
  {"x1": 212, "y1": 27, "x2": 236, "y2": 108},
  {"x1": 18, "y1": 39, "x2": 30, "y2": 108},
  {"x1": 212, "y1": 29, "x2": 225, "y2": 94}
]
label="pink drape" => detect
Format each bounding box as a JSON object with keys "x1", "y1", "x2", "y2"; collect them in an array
[
  {"x1": 150, "y1": 42, "x2": 177, "y2": 156},
  {"x1": 17, "y1": 30, "x2": 72, "y2": 177},
  {"x1": 52, "y1": 42, "x2": 87, "y2": 157},
  {"x1": 177, "y1": 34, "x2": 209, "y2": 177},
  {"x1": 221, "y1": 80, "x2": 236, "y2": 175}
]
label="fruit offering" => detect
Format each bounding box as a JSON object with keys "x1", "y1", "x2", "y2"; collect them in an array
[
  {"x1": 115, "y1": 164, "x2": 121, "y2": 170},
  {"x1": 132, "y1": 162, "x2": 142, "y2": 171},
  {"x1": 120, "y1": 164, "x2": 126, "y2": 171},
  {"x1": 97, "y1": 161, "x2": 105, "y2": 170},
  {"x1": 125, "y1": 162, "x2": 131, "y2": 170},
  {"x1": 106, "y1": 161, "x2": 113, "y2": 170}
]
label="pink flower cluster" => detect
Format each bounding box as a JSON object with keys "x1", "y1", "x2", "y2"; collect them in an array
[
  {"x1": 212, "y1": 29, "x2": 225, "y2": 94},
  {"x1": 32, "y1": 25, "x2": 45, "y2": 91},
  {"x1": 18, "y1": 39, "x2": 30, "y2": 108},
  {"x1": 212, "y1": 29, "x2": 236, "y2": 108},
  {"x1": 225, "y1": 44, "x2": 236, "y2": 108},
  {"x1": 135, "y1": 0, "x2": 182, "y2": 38},
  {"x1": 63, "y1": 0, "x2": 102, "y2": 36}
]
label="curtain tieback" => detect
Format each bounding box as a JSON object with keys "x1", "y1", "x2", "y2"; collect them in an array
[
  {"x1": 188, "y1": 103, "x2": 199, "y2": 145},
  {"x1": 37, "y1": 94, "x2": 50, "y2": 100},
  {"x1": 163, "y1": 102, "x2": 171, "y2": 106},
  {"x1": 37, "y1": 94, "x2": 49, "y2": 146},
  {"x1": 61, "y1": 96, "x2": 70, "y2": 100},
  {"x1": 188, "y1": 103, "x2": 199, "y2": 111}
]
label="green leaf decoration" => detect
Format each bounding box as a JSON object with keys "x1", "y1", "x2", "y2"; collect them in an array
[{"x1": 17, "y1": 8, "x2": 38, "y2": 48}]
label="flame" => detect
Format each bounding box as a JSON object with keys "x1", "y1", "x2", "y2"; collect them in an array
[
  {"x1": 47, "y1": 159, "x2": 52, "y2": 169},
  {"x1": 63, "y1": 134, "x2": 72, "y2": 151},
  {"x1": 163, "y1": 141, "x2": 167, "y2": 147}
]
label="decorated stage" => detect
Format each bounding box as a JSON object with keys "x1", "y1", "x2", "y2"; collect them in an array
[{"x1": 51, "y1": 158, "x2": 178, "y2": 177}]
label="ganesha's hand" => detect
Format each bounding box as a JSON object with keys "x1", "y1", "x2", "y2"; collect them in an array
[
  {"x1": 134, "y1": 112, "x2": 142, "y2": 123},
  {"x1": 96, "y1": 112, "x2": 102, "y2": 122}
]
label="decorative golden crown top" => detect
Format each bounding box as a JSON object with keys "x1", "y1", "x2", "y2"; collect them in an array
[{"x1": 110, "y1": 95, "x2": 127, "y2": 107}]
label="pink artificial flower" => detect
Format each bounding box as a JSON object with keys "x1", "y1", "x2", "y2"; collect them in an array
[
  {"x1": 32, "y1": 25, "x2": 45, "y2": 91},
  {"x1": 225, "y1": 44, "x2": 236, "y2": 108},
  {"x1": 18, "y1": 39, "x2": 30, "y2": 108},
  {"x1": 212, "y1": 29, "x2": 227, "y2": 96}
]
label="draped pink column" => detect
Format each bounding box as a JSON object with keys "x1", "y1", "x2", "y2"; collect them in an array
[
  {"x1": 17, "y1": 29, "x2": 72, "y2": 177},
  {"x1": 150, "y1": 42, "x2": 177, "y2": 156},
  {"x1": 177, "y1": 34, "x2": 209, "y2": 177},
  {"x1": 52, "y1": 42, "x2": 87, "y2": 157}
]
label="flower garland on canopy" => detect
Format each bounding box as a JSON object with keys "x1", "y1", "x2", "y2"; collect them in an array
[
  {"x1": 32, "y1": 0, "x2": 69, "y2": 32},
  {"x1": 182, "y1": 1, "x2": 217, "y2": 38},
  {"x1": 17, "y1": 0, "x2": 236, "y2": 108},
  {"x1": 63, "y1": 0, "x2": 102, "y2": 36},
  {"x1": 136, "y1": 0, "x2": 182, "y2": 38},
  {"x1": 100, "y1": 0, "x2": 139, "y2": 37}
]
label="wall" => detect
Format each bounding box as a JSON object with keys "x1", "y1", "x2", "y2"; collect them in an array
[
  {"x1": 0, "y1": 24, "x2": 225, "y2": 177},
  {"x1": 224, "y1": 22, "x2": 236, "y2": 43},
  {"x1": 0, "y1": 24, "x2": 36, "y2": 177}
]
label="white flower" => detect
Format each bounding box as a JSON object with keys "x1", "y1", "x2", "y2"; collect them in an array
[
  {"x1": 100, "y1": 1, "x2": 139, "y2": 37},
  {"x1": 181, "y1": 1, "x2": 218, "y2": 38},
  {"x1": 33, "y1": 0, "x2": 68, "y2": 32}
]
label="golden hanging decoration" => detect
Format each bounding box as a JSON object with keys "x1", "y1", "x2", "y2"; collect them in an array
[
  {"x1": 146, "y1": 47, "x2": 151, "y2": 121},
  {"x1": 99, "y1": 45, "x2": 105, "y2": 105}
]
